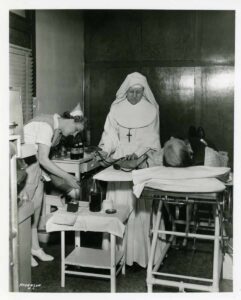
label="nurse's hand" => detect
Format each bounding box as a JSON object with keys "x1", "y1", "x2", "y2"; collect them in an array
[
  {"x1": 64, "y1": 173, "x2": 80, "y2": 189},
  {"x1": 125, "y1": 153, "x2": 138, "y2": 160}
]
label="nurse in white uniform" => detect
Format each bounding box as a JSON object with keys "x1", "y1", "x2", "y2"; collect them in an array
[
  {"x1": 99, "y1": 72, "x2": 164, "y2": 267},
  {"x1": 23, "y1": 104, "x2": 84, "y2": 267}
]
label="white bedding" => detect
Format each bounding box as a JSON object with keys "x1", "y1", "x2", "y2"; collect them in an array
[
  {"x1": 93, "y1": 165, "x2": 230, "y2": 198},
  {"x1": 132, "y1": 166, "x2": 230, "y2": 197}
]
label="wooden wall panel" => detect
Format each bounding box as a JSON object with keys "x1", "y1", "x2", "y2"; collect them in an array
[
  {"x1": 199, "y1": 11, "x2": 235, "y2": 65},
  {"x1": 85, "y1": 11, "x2": 142, "y2": 62},
  {"x1": 142, "y1": 11, "x2": 196, "y2": 62},
  {"x1": 84, "y1": 10, "x2": 234, "y2": 167},
  {"x1": 197, "y1": 66, "x2": 234, "y2": 164},
  {"x1": 36, "y1": 10, "x2": 85, "y2": 115},
  {"x1": 86, "y1": 66, "x2": 142, "y2": 145},
  {"x1": 143, "y1": 67, "x2": 195, "y2": 144}
]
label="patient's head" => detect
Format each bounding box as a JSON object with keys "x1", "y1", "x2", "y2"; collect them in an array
[{"x1": 163, "y1": 137, "x2": 193, "y2": 167}]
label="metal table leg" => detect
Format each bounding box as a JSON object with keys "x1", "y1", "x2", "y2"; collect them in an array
[
  {"x1": 147, "y1": 200, "x2": 163, "y2": 292},
  {"x1": 110, "y1": 234, "x2": 116, "y2": 293},
  {"x1": 61, "y1": 231, "x2": 65, "y2": 288}
]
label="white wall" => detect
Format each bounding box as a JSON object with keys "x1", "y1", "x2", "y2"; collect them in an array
[{"x1": 35, "y1": 10, "x2": 84, "y2": 115}]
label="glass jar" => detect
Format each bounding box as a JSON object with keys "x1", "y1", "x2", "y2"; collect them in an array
[
  {"x1": 78, "y1": 142, "x2": 84, "y2": 159},
  {"x1": 70, "y1": 143, "x2": 80, "y2": 160}
]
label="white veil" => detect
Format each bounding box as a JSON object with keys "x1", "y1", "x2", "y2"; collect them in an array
[{"x1": 112, "y1": 72, "x2": 159, "y2": 110}]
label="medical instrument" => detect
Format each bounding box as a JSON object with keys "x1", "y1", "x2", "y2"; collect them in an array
[
  {"x1": 94, "y1": 150, "x2": 125, "y2": 167},
  {"x1": 105, "y1": 209, "x2": 117, "y2": 214},
  {"x1": 113, "y1": 148, "x2": 153, "y2": 172}
]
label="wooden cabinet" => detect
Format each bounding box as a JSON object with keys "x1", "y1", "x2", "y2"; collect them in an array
[
  {"x1": 18, "y1": 202, "x2": 34, "y2": 291},
  {"x1": 9, "y1": 135, "x2": 36, "y2": 292}
]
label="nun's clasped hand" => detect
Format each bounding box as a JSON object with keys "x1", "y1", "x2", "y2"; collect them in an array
[{"x1": 125, "y1": 153, "x2": 138, "y2": 160}]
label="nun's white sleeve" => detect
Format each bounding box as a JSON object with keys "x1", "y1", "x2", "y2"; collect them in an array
[{"x1": 99, "y1": 111, "x2": 120, "y2": 156}]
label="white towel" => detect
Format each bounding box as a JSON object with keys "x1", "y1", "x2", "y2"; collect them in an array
[
  {"x1": 93, "y1": 166, "x2": 133, "y2": 182},
  {"x1": 132, "y1": 166, "x2": 230, "y2": 197},
  {"x1": 133, "y1": 178, "x2": 226, "y2": 198},
  {"x1": 51, "y1": 210, "x2": 78, "y2": 226}
]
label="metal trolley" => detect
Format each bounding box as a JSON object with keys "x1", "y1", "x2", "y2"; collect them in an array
[{"x1": 143, "y1": 187, "x2": 229, "y2": 292}]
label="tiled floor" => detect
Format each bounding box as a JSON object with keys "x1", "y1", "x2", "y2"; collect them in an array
[{"x1": 31, "y1": 232, "x2": 233, "y2": 293}]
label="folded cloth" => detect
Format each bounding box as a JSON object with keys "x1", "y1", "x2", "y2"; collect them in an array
[
  {"x1": 51, "y1": 210, "x2": 78, "y2": 226},
  {"x1": 134, "y1": 178, "x2": 226, "y2": 198},
  {"x1": 93, "y1": 166, "x2": 133, "y2": 182},
  {"x1": 132, "y1": 165, "x2": 230, "y2": 198},
  {"x1": 93, "y1": 165, "x2": 230, "y2": 198},
  {"x1": 204, "y1": 147, "x2": 229, "y2": 167}
]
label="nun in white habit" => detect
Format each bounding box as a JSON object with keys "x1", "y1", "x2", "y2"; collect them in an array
[{"x1": 99, "y1": 72, "x2": 165, "y2": 268}]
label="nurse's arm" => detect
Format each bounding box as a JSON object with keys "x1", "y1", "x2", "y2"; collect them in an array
[{"x1": 37, "y1": 143, "x2": 80, "y2": 189}]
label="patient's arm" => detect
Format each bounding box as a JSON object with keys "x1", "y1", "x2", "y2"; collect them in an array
[
  {"x1": 146, "y1": 149, "x2": 164, "y2": 167},
  {"x1": 114, "y1": 149, "x2": 164, "y2": 169},
  {"x1": 114, "y1": 155, "x2": 148, "y2": 170}
]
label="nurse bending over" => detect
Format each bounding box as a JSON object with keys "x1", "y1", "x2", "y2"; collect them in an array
[{"x1": 22, "y1": 104, "x2": 84, "y2": 267}]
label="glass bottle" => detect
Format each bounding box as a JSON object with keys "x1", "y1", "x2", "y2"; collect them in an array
[
  {"x1": 70, "y1": 142, "x2": 80, "y2": 160},
  {"x1": 89, "y1": 180, "x2": 102, "y2": 212},
  {"x1": 78, "y1": 142, "x2": 84, "y2": 159}
]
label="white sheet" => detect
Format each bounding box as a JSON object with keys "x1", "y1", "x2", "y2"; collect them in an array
[
  {"x1": 132, "y1": 166, "x2": 230, "y2": 197},
  {"x1": 134, "y1": 178, "x2": 226, "y2": 197},
  {"x1": 93, "y1": 166, "x2": 133, "y2": 182},
  {"x1": 132, "y1": 166, "x2": 230, "y2": 184},
  {"x1": 93, "y1": 165, "x2": 230, "y2": 198},
  {"x1": 46, "y1": 204, "x2": 131, "y2": 238}
]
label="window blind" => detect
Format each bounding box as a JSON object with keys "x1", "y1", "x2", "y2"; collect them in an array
[{"x1": 9, "y1": 44, "x2": 33, "y2": 124}]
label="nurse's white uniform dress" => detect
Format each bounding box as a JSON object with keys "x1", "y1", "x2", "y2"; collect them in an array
[{"x1": 99, "y1": 72, "x2": 165, "y2": 267}]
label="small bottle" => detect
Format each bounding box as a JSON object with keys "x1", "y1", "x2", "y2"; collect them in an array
[
  {"x1": 89, "y1": 180, "x2": 102, "y2": 212},
  {"x1": 86, "y1": 128, "x2": 91, "y2": 146},
  {"x1": 22, "y1": 192, "x2": 29, "y2": 203},
  {"x1": 60, "y1": 145, "x2": 67, "y2": 157},
  {"x1": 78, "y1": 142, "x2": 84, "y2": 159},
  {"x1": 70, "y1": 143, "x2": 80, "y2": 160}
]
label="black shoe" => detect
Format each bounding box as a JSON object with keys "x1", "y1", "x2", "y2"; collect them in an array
[{"x1": 129, "y1": 263, "x2": 145, "y2": 272}]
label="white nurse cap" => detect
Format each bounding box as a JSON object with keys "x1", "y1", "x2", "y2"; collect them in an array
[{"x1": 70, "y1": 103, "x2": 83, "y2": 117}]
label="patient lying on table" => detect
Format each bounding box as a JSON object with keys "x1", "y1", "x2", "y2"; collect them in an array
[
  {"x1": 147, "y1": 134, "x2": 228, "y2": 168},
  {"x1": 106, "y1": 124, "x2": 228, "y2": 175},
  {"x1": 139, "y1": 132, "x2": 229, "y2": 248},
  {"x1": 112, "y1": 134, "x2": 228, "y2": 171}
]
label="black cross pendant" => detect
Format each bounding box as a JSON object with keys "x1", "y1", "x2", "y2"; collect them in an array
[{"x1": 127, "y1": 129, "x2": 132, "y2": 142}]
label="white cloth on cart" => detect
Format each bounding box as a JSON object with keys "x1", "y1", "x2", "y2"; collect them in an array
[
  {"x1": 132, "y1": 166, "x2": 230, "y2": 197},
  {"x1": 46, "y1": 205, "x2": 130, "y2": 238},
  {"x1": 93, "y1": 166, "x2": 133, "y2": 182},
  {"x1": 137, "y1": 178, "x2": 226, "y2": 194}
]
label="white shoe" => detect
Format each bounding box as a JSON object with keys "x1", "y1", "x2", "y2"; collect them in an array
[
  {"x1": 31, "y1": 256, "x2": 38, "y2": 267},
  {"x1": 31, "y1": 248, "x2": 54, "y2": 261}
]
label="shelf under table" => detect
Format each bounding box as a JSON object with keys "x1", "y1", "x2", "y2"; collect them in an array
[{"x1": 65, "y1": 246, "x2": 124, "y2": 269}]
